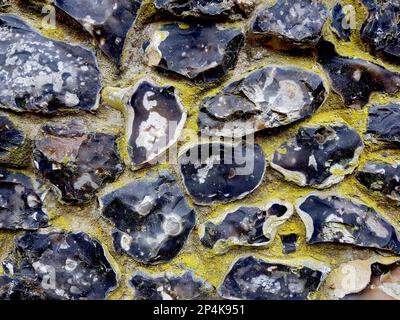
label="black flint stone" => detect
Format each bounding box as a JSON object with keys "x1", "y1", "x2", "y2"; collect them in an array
[
  {"x1": 0, "y1": 113, "x2": 25, "y2": 160},
  {"x1": 331, "y1": 2, "x2": 351, "y2": 42},
  {"x1": 366, "y1": 104, "x2": 400, "y2": 145},
  {"x1": 281, "y1": 233, "x2": 299, "y2": 254}
]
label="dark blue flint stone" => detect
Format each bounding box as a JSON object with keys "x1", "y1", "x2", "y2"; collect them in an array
[
  {"x1": 366, "y1": 104, "x2": 400, "y2": 145},
  {"x1": 218, "y1": 256, "x2": 327, "y2": 300},
  {"x1": 0, "y1": 14, "x2": 101, "y2": 114},
  {"x1": 178, "y1": 142, "x2": 266, "y2": 205},
  {"x1": 0, "y1": 113, "x2": 26, "y2": 164},
  {"x1": 318, "y1": 41, "x2": 400, "y2": 108},
  {"x1": 130, "y1": 270, "x2": 213, "y2": 300},
  {"x1": 297, "y1": 194, "x2": 400, "y2": 254},
  {"x1": 54, "y1": 0, "x2": 142, "y2": 65},
  {"x1": 99, "y1": 171, "x2": 196, "y2": 264},
  {"x1": 0, "y1": 169, "x2": 48, "y2": 230},
  {"x1": 331, "y1": 2, "x2": 351, "y2": 42},
  {"x1": 0, "y1": 231, "x2": 117, "y2": 300},
  {"x1": 144, "y1": 24, "x2": 244, "y2": 83}
]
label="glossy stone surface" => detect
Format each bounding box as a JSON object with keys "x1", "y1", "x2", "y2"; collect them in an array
[
  {"x1": 361, "y1": 0, "x2": 400, "y2": 62},
  {"x1": 218, "y1": 256, "x2": 328, "y2": 300},
  {"x1": 116, "y1": 80, "x2": 186, "y2": 168},
  {"x1": 130, "y1": 270, "x2": 213, "y2": 300},
  {"x1": 199, "y1": 200, "x2": 293, "y2": 254},
  {"x1": 251, "y1": 0, "x2": 328, "y2": 48},
  {"x1": 0, "y1": 276, "x2": 47, "y2": 300},
  {"x1": 365, "y1": 104, "x2": 400, "y2": 145},
  {"x1": 54, "y1": 0, "x2": 142, "y2": 65},
  {"x1": 33, "y1": 120, "x2": 123, "y2": 204},
  {"x1": 144, "y1": 24, "x2": 244, "y2": 82},
  {"x1": 178, "y1": 142, "x2": 266, "y2": 205},
  {"x1": 331, "y1": 2, "x2": 351, "y2": 42},
  {"x1": 0, "y1": 170, "x2": 48, "y2": 230},
  {"x1": 1, "y1": 231, "x2": 117, "y2": 300},
  {"x1": 296, "y1": 194, "x2": 400, "y2": 254},
  {"x1": 356, "y1": 162, "x2": 400, "y2": 202},
  {"x1": 199, "y1": 66, "x2": 327, "y2": 138},
  {"x1": 99, "y1": 171, "x2": 196, "y2": 264},
  {"x1": 0, "y1": 15, "x2": 101, "y2": 114},
  {"x1": 272, "y1": 123, "x2": 363, "y2": 189},
  {"x1": 0, "y1": 113, "x2": 27, "y2": 165},
  {"x1": 281, "y1": 233, "x2": 299, "y2": 254},
  {"x1": 154, "y1": 0, "x2": 255, "y2": 20},
  {"x1": 318, "y1": 41, "x2": 400, "y2": 108}
]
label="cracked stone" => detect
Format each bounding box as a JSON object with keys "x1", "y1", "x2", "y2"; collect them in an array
[
  {"x1": 178, "y1": 142, "x2": 266, "y2": 205},
  {"x1": 130, "y1": 270, "x2": 213, "y2": 300},
  {"x1": 218, "y1": 256, "x2": 329, "y2": 300},
  {"x1": 0, "y1": 15, "x2": 101, "y2": 114},
  {"x1": 144, "y1": 23, "x2": 244, "y2": 82},
  {"x1": 365, "y1": 104, "x2": 400, "y2": 145},
  {"x1": 0, "y1": 169, "x2": 48, "y2": 230},
  {"x1": 361, "y1": 0, "x2": 400, "y2": 63},
  {"x1": 33, "y1": 119, "x2": 123, "y2": 204},
  {"x1": 318, "y1": 41, "x2": 400, "y2": 108},
  {"x1": 54, "y1": 0, "x2": 142, "y2": 65},
  {"x1": 153, "y1": 0, "x2": 256, "y2": 20},
  {"x1": 251, "y1": 0, "x2": 328, "y2": 48},
  {"x1": 296, "y1": 193, "x2": 400, "y2": 254},
  {"x1": 0, "y1": 275, "x2": 47, "y2": 300},
  {"x1": 199, "y1": 66, "x2": 327, "y2": 138},
  {"x1": 331, "y1": 2, "x2": 351, "y2": 42},
  {"x1": 99, "y1": 171, "x2": 196, "y2": 264},
  {"x1": 103, "y1": 80, "x2": 186, "y2": 169},
  {"x1": 199, "y1": 200, "x2": 293, "y2": 254},
  {"x1": 356, "y1": 162, "x2": 400, "y2": 202},
  {"x1": 272, "y1": 123, "x2": 364, "y2": 189},
  {"x1": 1, "y1": 231, "x2": 117, "y2": 300}
]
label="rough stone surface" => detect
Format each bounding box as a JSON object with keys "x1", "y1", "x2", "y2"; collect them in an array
[
  {"x1": 130, "y1": 270, "x2": 213, "y2": 300},
  {"x1": 33, "y1": 120, "x2": 123, "y2": 204},
  {"x1": 0, "y1": 170, "x2": 48, "y2": 230},
  {"x1": 199, "y1": 66, "x2": 327, "y2": 137},
  {"x1": 356, "y1": 162, "x2": 400, "y2": 202},
  {"x1": 251, "y1": 0, "x2": 328, "y2": 48},
  {"x1": 154, "y1": 0, "x2": 256, "y2": 20},
  {"x1": 361, "y1": 0, "x2": 400, "y2": 62},
  {"x1": 365, "y1": 104, "x2": 400, "y2": 145},
  {"x1": 1, "y1": 231, "x2": 117, "y2": 300},
  {"x1": 218, "y1": 256, "x2": 328, "y2": 300},
  {"x1": 144, "y1": 23, "x2": 244, "y2": 82},
  {"x1": 54, "y1": 0, "x2": 142, "y2": 65},
  {"x1": 0, "y1": 14, "x2": 101, "y2": 114},
  {"x1": 296, "y1": 194, "x2": 400, "y2": 254},
  {"x1": 0, "y1": 113, "x2": 27, "y2": 166},
  {"x1": 199, "y1": 200, "x2": 293, "y2": 254},
  {"x1": 272, "y1": 123, "x2": 364, "y2": 189},
  {"x1": 318, "y1": 41, "x2": 400, "y2": 108},
  {"x1": 331, "y1": 2, "x2": 351, "y2": 42},
  {"x1": 281, "y1": 233, "x2": 299, "y2": 254},
  {"x1": 178, "y1": 142, "x2": 266, "y2": 205},
  {"x1": 99, "y1": 171, "x2": 196, "y2": 264}
]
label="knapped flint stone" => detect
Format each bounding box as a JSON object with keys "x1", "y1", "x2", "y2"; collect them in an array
[
  {"x1": 144, "y1": 24, "x2": 244, "y2": 82},
  {"x1": 2, "y1": 231, "x2": 117, "y2": 300},
  {"x1": 0, "y1": 170, "x2": 48, "y2": 230},
  {"x1": 199, "y1": 66, "x2": 327, "y2": 137},
  {"x1": 154, "y1": 0, "x2": 256, "y2": 20},
  {"x1": 218, "y1": 256, "x2": 328, "y2": 300},
  {"x1": 296, "y1": 194, "x2": 400, "y2": 254},
  {"x1": 356, "y1": 162, "x2": 400, "y2": 202},
  {"x1": 199, "y1": 200, "x2": 293, "y2": 254},
  {"x1": 130, "y1": 270, "x2": 213, "y2": 300},
  {"x1": 0, "y1": 113, "x2": 27, "y2": 165},
  {"x1": 280, "y1": 233, "x2": 299, "y2": 254},
  {"x1": 33, "y1": 120, "x2": 123, "y2": 204},
  {"x1": 361, "y1": 0, "x2": 400, "y2": 62},
  {"x1": 0, "y1": 275, "x2": 47, "y2": 300},
  {"x1": 116, "y1": 80, "x2": 186, "y2": 168},
  {"x1": 331, "y1": 2, "x2": 351, "y2": 42},
  {"x1": 251, "y1": 0, "x2": 328, "y2": 48},
  {"x1": 318, "y1": 41, "x2": 400, "y2": 108},
  {"x1": 272, "y1": 123, "x2": 364, "y2": 189},
  {"x1": 54, "y1": 0, "x2": 142, "y2": 65},
  {"x1": 178, "y1": 142, "x2": 266, "y2": 205},
  {"x1": 0, "y1": 15, "x2": 101, "y2": 114},
  {"x1": 99, "y1": 171, "x2": 196, "y2": 264},
  {"x1": 365, "y1": 104, "x2": 400, "y2": 145}
]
